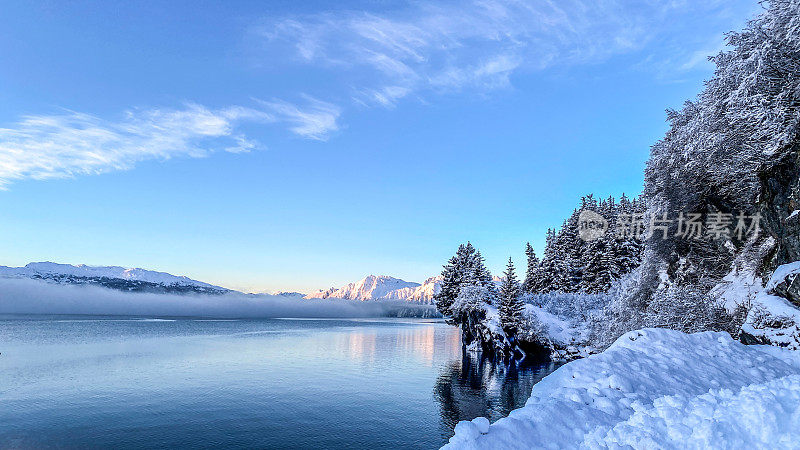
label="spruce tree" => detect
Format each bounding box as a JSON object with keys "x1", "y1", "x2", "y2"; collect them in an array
[
  {"x1": 434, "y1": 242, "x2": 496, "y2": 315},
  {"x1": 435, "y1": 250, "x2": 462, "y2": 317},
  {"x1": 499, "y1": 257, "x2": 524, "y2": 334},
  {"x1": 598, "y1": 239, "x2": 617, "y2": 291},
  {"x1": 522, "y1": 242, "x2": 539, "y2": 293},
  {"x1": 472, "y1": 250, "x2": 495, "y2": 289}
]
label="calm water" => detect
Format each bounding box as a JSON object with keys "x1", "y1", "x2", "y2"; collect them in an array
[{"x1": 0, "y1": 315, "x2": 559, "y2": 449}]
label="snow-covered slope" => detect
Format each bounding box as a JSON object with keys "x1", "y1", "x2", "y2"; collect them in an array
[
  {"x1": 305, "y1": 275, "x2": 442, "y2": 303},
  {"x1": 0, "y1": 262, "x2": 228, "y2": 295},
  {"x1": 445, "y1": 328, "x2": 800, "y2": 449}
]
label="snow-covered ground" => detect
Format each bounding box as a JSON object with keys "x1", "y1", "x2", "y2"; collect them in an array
[{"x1": 444, "y1": 328, "x2": 800, "y2": 449}]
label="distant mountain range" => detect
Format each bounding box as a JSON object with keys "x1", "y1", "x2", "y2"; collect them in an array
[
  {"x1": 305, "y1": 275, "x2": 443, "y2": 304},
  {"x1": 0, "y1": 262, "x2": 447, "y2": 303},
  {"x1": 0, "y1": 262, "x2": 229, "y2": 295}
]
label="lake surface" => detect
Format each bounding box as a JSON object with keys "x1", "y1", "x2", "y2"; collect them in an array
[{"x1": 0, "y1": 315, "x2": 560, "y2": 448}]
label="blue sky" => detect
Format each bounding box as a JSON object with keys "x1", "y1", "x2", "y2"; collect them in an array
[{"x1": 0, "y1": 0, "x2": 759, "y2": 293}]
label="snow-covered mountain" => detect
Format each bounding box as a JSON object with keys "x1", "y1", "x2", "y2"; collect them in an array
[
  {"x1": 0, "y1": 262, "x2": 229, "y2": 295},
  {"x1": 380, "y1": 276, "x2": 443, "y2": 303},
  {"x1": 306, "y1": 275, "x2": 419, "y2": 301},
  {"x1": 0, "y1": 262, "x2": 445, "y2": 303},
  {"x1": 306, "y1": 275, "x2": 442, "y2": 304}
]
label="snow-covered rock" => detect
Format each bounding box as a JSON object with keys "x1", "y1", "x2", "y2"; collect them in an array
[
  {"x1": 305, "y1": 274, "x2": 441, "y2": 303},
  {"x1": 444, "y1": 328, "x2": 800, "y2": 449},
  {"x1": 462, "y1": 303, "x2": 517, "y2": 357},
  {"x1": 742, "y1": 292, "x2": 800, "y2": 350},
  {"x1": 0, "y1": 262, "x2": 228, "y2": 295},
  {"x1": 521, "y1": 304, "x2": 578, "y2": 348},
  {"x1": 449, "y1": 286, "x2": 529, "y2": 359},
  {"x1": 767, "y1": 261, "x2": 800, "y2": 306},
  {"x1": 741, "y1": 262, "x2": 800, "y2": 349},
  {"x1": 513, "y1": 291, "x2": 610, "y2": 361}
]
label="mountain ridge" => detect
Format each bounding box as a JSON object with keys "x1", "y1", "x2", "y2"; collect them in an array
[
  {"x1": 305, "y1": 274, "x2": 442, "y2": 304},
  {"x1": 0, "y1": 262, "x2": 229, "y2": 295},
  {"x1": 0, "y1": 262, "x2": 444, "y2": 303}
]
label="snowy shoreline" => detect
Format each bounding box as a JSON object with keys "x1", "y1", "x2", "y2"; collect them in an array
[{"x1": 444, "y1": 328, "x2": 800, "y2": 449}]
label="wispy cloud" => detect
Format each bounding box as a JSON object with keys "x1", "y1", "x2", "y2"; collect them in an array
[
  {"x1": 0, "y1": 1, "x2": 751, "y2": 188},
  {"x1": 258, "y1": 96, "x2": 341, "y2": 141},
  {"x1": 254, "y1": 0, "x2": 744, "y2": 107},
  {"x1": 678, "y1": 37, "x2": 730, "y2": 72},
  {"x1": 0, "y1": 104, "x2": 271, "y2": 188},
  {"x1": 0, "y1": 98, "x2": 342, "y2": 187}
]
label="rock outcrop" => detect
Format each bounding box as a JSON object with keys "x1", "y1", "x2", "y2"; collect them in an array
[
  {"x1": 759, "y1": 149, "x2": 800, "y2": 275},
  {"x1": 741, "y1": 262, "x2": 800, "y2": 350}
]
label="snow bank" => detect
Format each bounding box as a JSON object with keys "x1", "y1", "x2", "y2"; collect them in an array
[{"x1": 444, "y1": 328, "x2": 800, "y2": 449}]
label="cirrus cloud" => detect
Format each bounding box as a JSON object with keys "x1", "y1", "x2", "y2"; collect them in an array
[
  {"x1": 0, "y1": 104, "x2": 270, "y2": 188},
  {"x1": 256, "y1": 96, "x2": 341, "y2": 141},
  {"x1": 0, "y1": 97, "x2": 342, "y2": 188},
  {"x1": 254, "y1": 0, "x2": 752, "y2": 107}
]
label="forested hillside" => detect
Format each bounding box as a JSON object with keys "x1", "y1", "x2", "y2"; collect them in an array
[{"x1": 434, "y1": 0, "x2": 800, "y2": 360}]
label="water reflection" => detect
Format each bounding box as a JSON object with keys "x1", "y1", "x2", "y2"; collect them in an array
[
  {"x1": 0, "y1": 317, "x2": 558, "y2": 449},
  {"x1": 346, "y1": 330, "x2": 377, "y2": 362},
  {"x1": 336, "y1": 322, "x2": 462, "y2": 366},
  {"x1": 434, "y1": 350, "x2": 561, "y2": 441},
  {"x1": 395, "y1": 325, "x2": 435, "y2": 364}
]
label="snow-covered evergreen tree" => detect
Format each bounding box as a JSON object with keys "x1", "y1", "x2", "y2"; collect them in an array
[
  {"x1": 435, "y1": 243, "x2": 471, "y2": 317},
  {"x1": 466, "y1": 249, "x2": 495, "y2": 298},
  {"x1": 499, "y1": 257, "x2": 524, "y2": 333},
  {"x1": 434, "y1": 242, "x2": 495, "y2": 318},
  {"x1": 522, "y1": 242, "x2": 539, "y2": 293},
  {"x1": 530, "y1": 194, "x2": 643, "y2": 295}
]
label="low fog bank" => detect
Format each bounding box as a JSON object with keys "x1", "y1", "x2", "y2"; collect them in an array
[{"x1": 0, "y1": 278, "x2": 435, "y2": 318}]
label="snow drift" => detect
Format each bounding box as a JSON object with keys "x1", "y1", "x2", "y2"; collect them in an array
[{"x1": 444, "y1": 328, "x2": 800, "y2": 449}]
